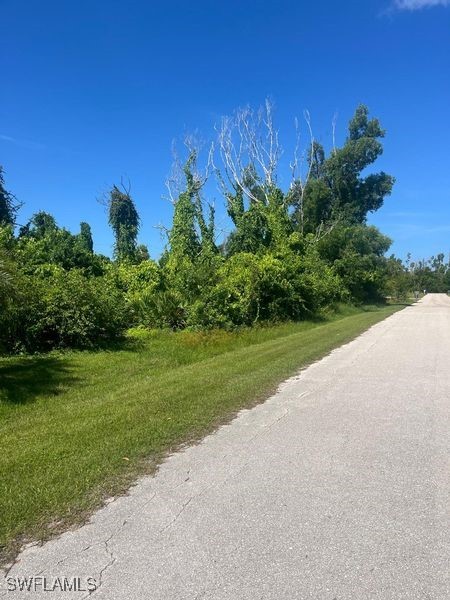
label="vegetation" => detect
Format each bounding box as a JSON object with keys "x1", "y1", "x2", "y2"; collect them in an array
[
  {"x1": 0, "y1": 104, "x2": 404, "y2": 353},
  {"x1": 385, "y1": 253, "x2": 450, "y2": 299},
  {"x1": 1, "y1": 101, "x2": 434, "y2": 561},
  {"x1": 0, "y1": 165, "x2": 21, "y2": 227},
  {"x1": 0, "y1": 304, "x2": 401, "y2": 562}
]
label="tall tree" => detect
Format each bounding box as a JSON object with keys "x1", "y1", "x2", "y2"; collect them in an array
[
  {"x1": 108, "y1": 185, "x2": 140, "y2": 262},
  {"x1": 168, "y1": 151, "x2": 216, "y2": 262},
  {"x1": 302, "y1": 105, "x2": 395, "y2": 232},
  {"x1": 78, "y1": 222, "x2": 94, "y2": 253}
]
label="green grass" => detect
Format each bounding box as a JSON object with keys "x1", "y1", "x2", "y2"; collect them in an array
[{"x1": 0, "y1": 304, "x2": 402, "y2": 563}]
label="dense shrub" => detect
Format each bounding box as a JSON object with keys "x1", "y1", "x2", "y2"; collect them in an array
[
  {"x1": 180, "y1": 247, "x2": 344, "y2": 329},
  {"x1": 318, "y1": 226, "x2": 391, "y2": 303},
  {"x1": 0, "y1": 267, "x2": 127, "y2": 353}
]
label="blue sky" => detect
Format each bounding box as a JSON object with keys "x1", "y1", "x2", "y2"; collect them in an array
[{"x1": 1, "y1": 0, "x2": 449, "y2": 260}]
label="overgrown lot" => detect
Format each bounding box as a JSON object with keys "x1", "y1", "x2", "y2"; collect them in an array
[{"x1": 0, "y1": 304, "x2": 401, "y2": 564}]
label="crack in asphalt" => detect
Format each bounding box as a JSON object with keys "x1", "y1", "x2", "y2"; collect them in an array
[{"x1": 80, "y1": 535, "x2": 116, "y2": 599}]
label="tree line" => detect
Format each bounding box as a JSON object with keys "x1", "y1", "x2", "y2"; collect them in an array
[{"x1": 0, "y1": 103, "x2": 445, "y2": 353}]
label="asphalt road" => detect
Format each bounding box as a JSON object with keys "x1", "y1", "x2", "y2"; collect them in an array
[{"x1": 2, "y1": 294, "x2": 449, "y2": 599}]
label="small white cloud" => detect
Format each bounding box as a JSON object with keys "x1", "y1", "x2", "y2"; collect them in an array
[
  {"x1": 394, "y1": 0, "x2": 450, "y2": 10},
  {"x1": 0, "y1": 134, "x2": 45, "y2": 150}
]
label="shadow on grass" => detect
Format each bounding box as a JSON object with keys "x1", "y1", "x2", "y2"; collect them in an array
[
  {"x1": 0, "y1": 357, "x2": 80, "y2": 405},
  {"x1": 94, "y1": 334, "x2": 148, "y2": 353},
  {"x1": 386, "y1": 302, "x2": 413, "y2": 308}
]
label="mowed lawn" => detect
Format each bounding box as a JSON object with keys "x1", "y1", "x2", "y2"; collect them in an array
[{"x1": 0, "y1": 305, "x2": 402, "y2": 563}]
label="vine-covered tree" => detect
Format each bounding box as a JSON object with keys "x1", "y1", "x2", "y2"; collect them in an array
[
  {"x1": 108, "y1": 184, "x2": 140, "y2": 262},
  {"x1": 16, "y1": 212, "x2": 103, "y2": 271},
  {"x1": 167, "y1": 150, "x2": 216, "y2": 263},
  {"x1": 79, "y1": 222, "x2": 94, "y2": 253},
  {"x1": 19, "y1": 211, "x2": 58, "y2": 239}
]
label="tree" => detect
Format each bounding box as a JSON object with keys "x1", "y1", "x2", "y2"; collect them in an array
[
  {"x1": 302, "y1": 105, "x2": 395, "y2": 232},
  {"x1": 167, "y1": 150, "x2": 216, "y2": 262},
  {"x1": 318, "y1": 224, "x2": 392, "y2": 302},
  {"x1": 0, "y1": 166, "x2": 20, "y2": 226},
  {"x1": 169, "y1": 183, "x2": 200, "y2": 262},
  {"x1": 385, "y1": 255, "x2": 411, "y2": 300},
  {"x1": 17, "y1": 212, "x2": 103, "y2": 272},
  {"x1": 108, "y1": 184, "x2": 140, "y2": 262},
  {"x1": 79, "y1": 222, "x2": 94, "y2": 253},
  {"x1": 19, "y1": 211, "x2": 58, "y2": 239},
  {"x1": 218, "y1": 101, "x2": 309, "y2": 254}
]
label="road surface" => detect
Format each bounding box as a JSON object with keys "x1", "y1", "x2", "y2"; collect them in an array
[{"x1": 2, "y1": 294, "x2": 449, "y2": 599}]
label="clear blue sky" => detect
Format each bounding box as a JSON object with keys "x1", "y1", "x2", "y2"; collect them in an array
[{"x1": 1, "y1": 0, "x2": 449, "y2": 260}]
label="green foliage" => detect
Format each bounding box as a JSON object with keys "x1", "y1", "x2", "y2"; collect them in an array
[
  {"x1": 15, "y1": 214, "x2": 105, "y2": 274},
  {"x1": 384, "y1": 256, "x2": 411, "y2": 300},
  {"x1": 383, "y1": 253, "x2": 450, "y2": 299},
  {"x1": 135, "y1": 243, "x2": 150, "y2": 262},
  {"x1": 108, "y1": 185, "x2": 140, "y2": 262},
  {"x1": 0, "y1": 103, "x2": 404, "y2": 354},
  {"x1": 167, "y1": 152, "x2": 216, "y2": 266},
  {"x1": 79, "y1": 222, "x2": 94, "y2": 253},
  {"x1": 0, "y1": 166, "x2": 20, "y2": 226},
  {"x1": 185, "y1": 245, "x2": 344, "y2": 328},
  {"x1": 105, "y1": 259, "x2": 162, "y2": 325},
  {"x1": 225, "y1": 202, "x2": 272, "y2": 255},
  {"x1": 0, "y1": 251, "x2": 14, "y2": 311},
  {"x1": 318, "y1": 225, "x2": 392, "y2": 303},
  {"x1": 0, "y1": 268, "x2": 127, "y2": 353},
  {"x1": 407, "y1": 254, "x2": 450, "y2": 293},
  {"x1": 169, "y1": 190, "x2": 201, "y2": 261},
  {"x1": 224, "y1": 183, "x2": 292, "y2": 256},
  {"x1": 302, "y1": 105, "x2": 395, "y2": 231},
  {"x1": 19, "y1": 211, "x2": 58, "y2": 238}
]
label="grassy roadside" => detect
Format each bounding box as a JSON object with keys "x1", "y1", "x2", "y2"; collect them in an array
[{"x1": 0, "y1": 304, "x2": 403, "y2": 564}]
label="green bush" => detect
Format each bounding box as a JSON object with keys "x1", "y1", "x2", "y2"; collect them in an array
[
  {"x1": 183, "y1": 247, "x2": 344, "y2": 329},
  {"x1": 0, "y1": 268, "x2": 127, "y2": 353}
]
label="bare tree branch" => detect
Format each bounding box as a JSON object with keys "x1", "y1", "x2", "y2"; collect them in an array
[
  {"x1": 288, "y1": 109, "x2": 315, "y2": 234},
  {"x1": 332, "y1": 111, "x2": 338, "y2": 155},
  {"x1": 216, "y1": 99, "x2": 282, "y2": 204}
]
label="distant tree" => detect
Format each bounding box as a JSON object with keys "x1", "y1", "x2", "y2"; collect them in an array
[
  {"x1": 409, "y1": 254, "x2": 450, "y2": 293},
  {"x1": 108, "y1": 184, "x2": 140, "y2": 262},
  {"x1": 385, "y1": 255, "x2": 411, "y2": 300},
  {"x1": 79, "y1": 222, "x2": 94, "y2": 253},
  {"x1": 0, "y1": 166, "x2": 21, "y2": 226}
]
